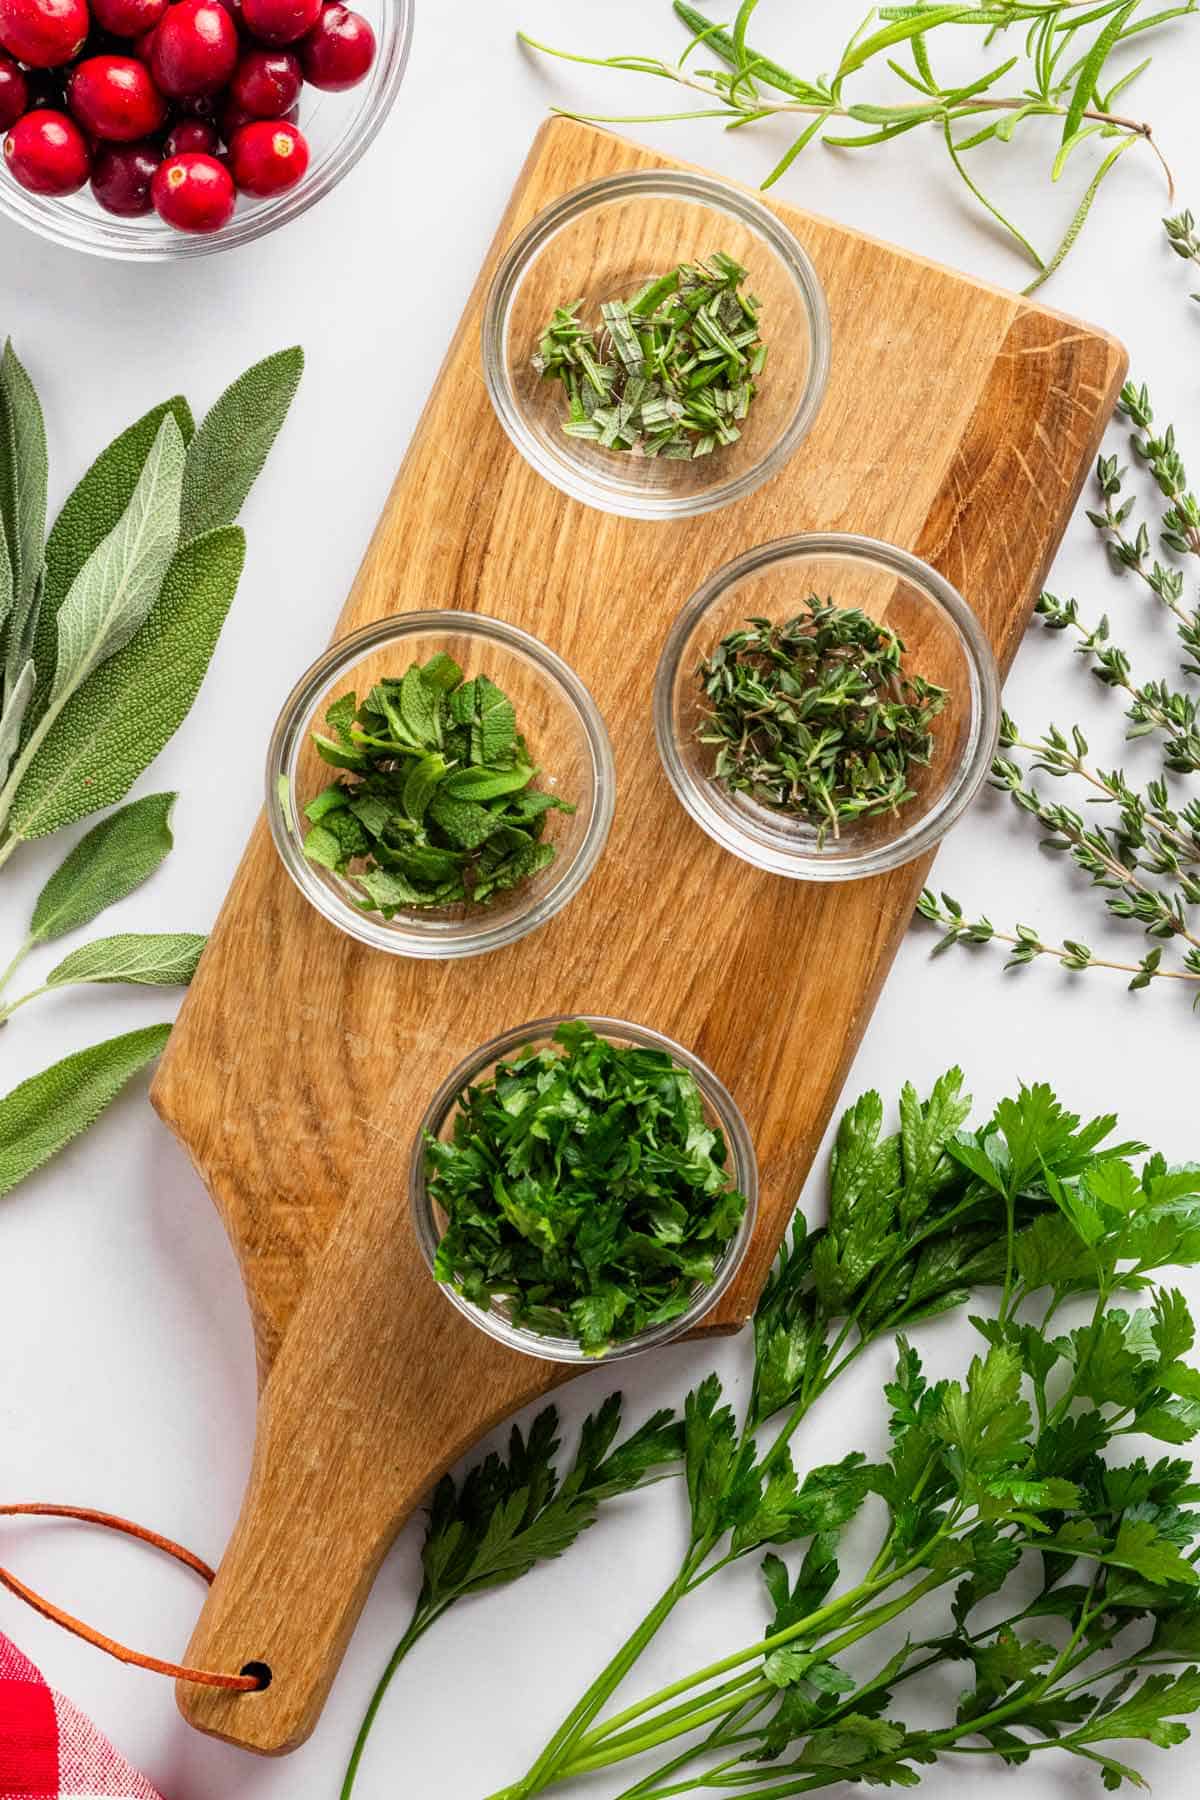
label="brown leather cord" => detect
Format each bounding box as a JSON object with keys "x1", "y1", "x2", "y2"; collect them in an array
[{"x1": 0, "y1": 1504, "x2": 262, "y2": 1692}]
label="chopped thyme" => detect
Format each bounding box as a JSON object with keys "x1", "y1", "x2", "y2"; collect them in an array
[{"x1": 696, "y1": 599, "x2": 949, "y2": 843}]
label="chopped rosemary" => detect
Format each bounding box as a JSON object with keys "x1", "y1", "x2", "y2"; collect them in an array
[
  {"x1": 531, "y1": 250, "x2": 766, "y2": 460},
  {"x1": 302, "y1": 655, "x2": 574, "y2": 914},
  {"x1": 696, "y1": 599, "x2": 949, "y2": 843}
]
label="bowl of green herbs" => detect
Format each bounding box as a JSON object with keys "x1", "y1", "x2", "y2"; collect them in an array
[
  {"x1": 482, "y1": 170, "x2": 830, "y2": 521},
  {"x1": 411, "y1": 1016, "x2": 757, "y2": 1361},
  {"x1": 266, "y1": 613, "x2": 615, "y2": 958},
  {"x1": 655, "y1": 534, "x2": 1001, "y2": 880}
]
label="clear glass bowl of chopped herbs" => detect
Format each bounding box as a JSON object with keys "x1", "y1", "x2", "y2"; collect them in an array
[
  {"x1": 267, "y1": 613, "x2": 615, "y2": 958},
  {"x1": 482, "y1": 170, "x2": 830, "y2": 520},
  {"x1": 655, "y1": 534, "x2": 1001, "y2": 881},
  {"x1": 410, "y1": 1016, "x2": 758, "y2": 1362}
]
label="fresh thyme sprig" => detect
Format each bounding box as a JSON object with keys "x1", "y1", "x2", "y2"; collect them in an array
[
  {"x1": 1164, "y1": 209, "x2": 1200, "y2": 300},
  {"x1": 518, "y1": 0, "x2": 1196, "y2": 293},
  {"x1": 919, "y1": 378, "x2": 1200, "y2": 1002}
]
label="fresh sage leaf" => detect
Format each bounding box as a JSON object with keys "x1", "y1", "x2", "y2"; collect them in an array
[
  {"x1": 0, "y1": 339, "x2": 48, "y2": 693},
  {"x1": 49, "y1": 412, "x2": 185, "y2": 709},
  {"x1": 26, "y1": 396, "x2": 195, "y2": 743},
  {"x1": 179, "y1": 346, "x2": 303, "y2": 542},
  {"x1": 0, "y1": 657, "x2": 33, "y2": 785},
  {"x1": 44, "y1": 931, "x2": 205, "y2": 990},
  {"x1": 0, "y1": 1022, "x2": 170, "y2": 1198},
  {"x1": 0, "y1": 497, "x2": 11, "y2": 641},
  {"x1": 28, "y1": 791, "x2": 177, "y2": 945},
  {"x1": 8, "y1": 527, "x2": 245, "y2": 841}
]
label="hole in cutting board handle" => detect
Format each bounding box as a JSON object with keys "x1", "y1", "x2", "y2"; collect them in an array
[{"x1": 240, "y1": 1661, "x2": 274, "y2": 1691}]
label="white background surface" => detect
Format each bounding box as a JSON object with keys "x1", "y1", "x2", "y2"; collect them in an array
[{"x1": 2, "y1": 3, "x2": 1199, "y2": 1796}]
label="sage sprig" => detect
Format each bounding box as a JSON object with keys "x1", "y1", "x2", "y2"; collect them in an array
[
  {"x1": 519, "y1": 0, "x2": 1195, "y2": 291},
  {"x1": 0, "y1": 795, "x2": 203, "y2": 1029},
  {"x1": 0, "y1": 343, "x2": 303, "y2": 865},
  {"x1": 0, "y1": 344, "x2": 302, "y2": 1198},
  {"x1": 919, "y1": 379, "x2": 1200, "y2": 1001}
]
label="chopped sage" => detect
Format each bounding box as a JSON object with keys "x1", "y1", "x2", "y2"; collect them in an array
[
  {"x1": 304, "y1": 656, "x2": 574, "y2": 913},
  {"x1": 532, "y1": 251, "x2": 765, "y2": 460},
  {"x1": 696, "y1": 598, "x2": 949, "y2": 843}
]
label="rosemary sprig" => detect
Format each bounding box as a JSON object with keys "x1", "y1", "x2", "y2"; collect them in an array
[
  {"x1": 918, "y1": 379, "x2": 1200, "y2": 1001},
  {"x1": 695, "y1": 600, "x2": 947, "y2": 843},
  {"x1": 533, "y1": 252, "x2": 766, "y2": 459},
  {"x1": 517, "y1": 0, "x2": 1196, "y2": 292}
]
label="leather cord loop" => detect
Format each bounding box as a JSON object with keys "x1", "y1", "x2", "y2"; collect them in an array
[{"x1": 0, "y1": 1504, "x2": 261, "y2": 1692}]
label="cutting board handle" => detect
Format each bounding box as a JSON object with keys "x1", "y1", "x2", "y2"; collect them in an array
[{"x1": 177, "y1": 1193, "x2": 566, "y2": 1753}]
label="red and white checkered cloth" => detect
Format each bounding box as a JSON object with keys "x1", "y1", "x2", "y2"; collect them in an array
[{"x1": 0, "y1": 1632, "x2": 163, "y2": 1800}]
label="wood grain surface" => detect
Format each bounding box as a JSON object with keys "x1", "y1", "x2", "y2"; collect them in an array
[{"x1": 151, "y1": 118, "x2": 1126, "y2": 1754}]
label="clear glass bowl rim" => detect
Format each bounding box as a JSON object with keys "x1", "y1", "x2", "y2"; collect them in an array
[
  {"x1": 264, "y1": 610, "x2": 616, "y2": 959},
  {"x1": 481, "y1": 167, "x2": 832, "y2": 520},
  {"x1": 409, "y1": 1014, "x2": 761, "y2": 1364},
  {"x1": 653, "y1": 531, "x2": 1003, "y2": 881},
  {"x1": 0, "y1": 0, "x2": 414, "y2": 261}
]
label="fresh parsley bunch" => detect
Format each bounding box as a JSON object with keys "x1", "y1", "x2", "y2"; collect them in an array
[
  {"x1": 427, "y1": 1020, "x2": 748, "y2": 1354},
  {"x1": 483, "y1": 1080, "x2": 1200, "y2": 1799},
  {"x1": 305, "y1": 655, "x2": 574, "y2": 913}
]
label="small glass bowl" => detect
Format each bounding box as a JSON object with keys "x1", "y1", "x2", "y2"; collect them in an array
[
  {"x1": 410, "y1": 1016, "x2": 759, "y2": 1364},
  {"x1": 654, "y1": 534, "x2": 1001, "y2": 881},
  {"x1": 266, "y1": 612, "x2": 615, "y2": 959},
  {"x1": 0, "y1": 0, "x2": 413, "y2": 261},
  {"x1": 482, "y1": 169, "x2": 830, "y2": 521}
]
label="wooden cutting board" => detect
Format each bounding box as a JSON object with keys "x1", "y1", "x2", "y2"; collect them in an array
[{"x1": 151, "y1": 117, "x2": 1126, "y2": 1755}]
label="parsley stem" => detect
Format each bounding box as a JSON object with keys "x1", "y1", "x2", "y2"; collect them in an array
[
  {"x1": 339, "y1": 1611, "x2": 444, "y2": 1800},
  {"x1": 506, "y1": 1568, "x2": 696, "y2": 1797}
]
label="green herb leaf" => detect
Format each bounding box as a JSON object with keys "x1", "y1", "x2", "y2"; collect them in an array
[
  {"x1": 49, "y1": 412, "x2": 185, "y2": 710},
  {"x1": 0, "y1": 1023, "x2": 170, "y2": 1198},
  {"x1": 0, "y1": 340, "x2": 48, "y2": 693},
  {"x1": 28, "y1": 791, "x2": 177, "y2": 945},
  {"x1": 8, "y1": 527, "x2": 245, "y2": 840},
  {"x1": 28, "y1": 397, "x2": 194, "y2": 740},
  {"x1": 43, "y1": 931, "x2": 205, "y2": 991},
  {"x1": 178, "y1": 346, "x2": 303, "y2": 542}
]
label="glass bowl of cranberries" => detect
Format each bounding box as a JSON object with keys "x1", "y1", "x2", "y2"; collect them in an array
[{"x1": 0, "y1": 0, "x2": 412, "y2": 256}]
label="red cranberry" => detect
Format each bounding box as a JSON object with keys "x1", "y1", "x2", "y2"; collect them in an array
[
  {"x1": 240, "y1": 0, "x2": 317, "y2": 46},
  {"x1": 0, "y1": 0, "x2": 88, "y2": 66},
  {"x1": 299, "y1": 3, "x2": 371, "y2": 90},
  {"x1": 150, "y1": 0, "x2": 236, "y2": 96},
  {"x1": 162, "y1": 113, "x2": 215, "y2": 154},
  {"x1": 4, "y1": 106, "x2": 89, "y2": 191},
  {"x1": 151, "y1": 147, "x2": 233, "y2": 228},
  {"x1": 0, "y1": 50, "x2": 27, "y2": 127},
  {"x1": 227, "y1": 115, "x2": 304, "y2": 195},
  {"x1": 130, "y1": 19, "x2": 154, "y2": 57},
  {"x1": 91, "y1": 0, "x2": 167, "y2": 37},
  {"x1": 68, "y1": 54, "x2": 166, "y2": 139},
  {"x1": 229, "y1": 45, "x2": 297, "y2": 116},
  {"x1": 90, "y1": 134, "x2": 158, "y2": 210}
]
